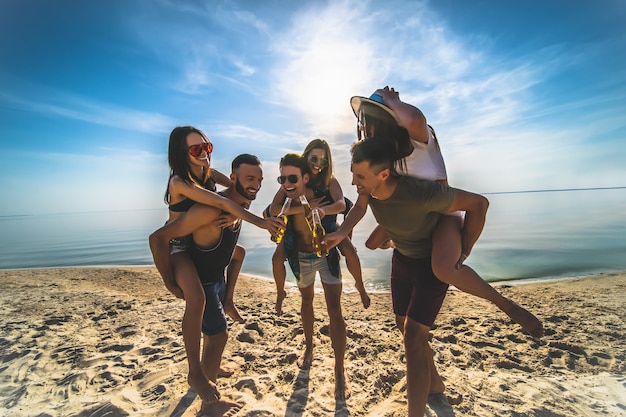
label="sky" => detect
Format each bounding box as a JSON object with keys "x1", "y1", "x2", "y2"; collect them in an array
[{"x1": 0, "y1": 0, "x2": 625, "y2": 216}]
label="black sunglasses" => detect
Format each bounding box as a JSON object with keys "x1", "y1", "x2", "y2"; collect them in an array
[
  {"x1": 277, "y1": 174, "x2": 299, "y2": 184},
  {"x1": 308, "y1": 155, "x2": 329, "y2": 167}
]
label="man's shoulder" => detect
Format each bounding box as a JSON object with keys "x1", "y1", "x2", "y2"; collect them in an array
[
  {"x1": 398, "y1": 175, "x2": 442, "y2": 189},
  {"x1": 397, "y1": 176, "x2": 454, "y2": 199}
]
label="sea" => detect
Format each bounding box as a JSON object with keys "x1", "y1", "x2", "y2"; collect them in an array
[{"x1": 1, "y1": 188, "x2": 625, "y2": 292}]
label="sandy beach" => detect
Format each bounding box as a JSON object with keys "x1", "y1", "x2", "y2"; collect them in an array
[{"x1": 0, "y1": 267, "x2": 624, "y2": 416}]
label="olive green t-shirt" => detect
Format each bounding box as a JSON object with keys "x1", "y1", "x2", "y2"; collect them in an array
[{"x1": 368, "y1": 176, "x2": 455, "y2": 259}]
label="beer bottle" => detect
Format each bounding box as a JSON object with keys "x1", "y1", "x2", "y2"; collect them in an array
[
  {"x1": 271, "y1": 197, "x2": 292, "y2": 243},
  {"x1": 311, "y1": 208, "x2": 328, "y2": 257},
  {"x1": 298, "y1": 195, "x2": 314, "y2": 232}
]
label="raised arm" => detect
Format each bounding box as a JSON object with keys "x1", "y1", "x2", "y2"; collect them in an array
[
  {"x1": 446, "y1": 189, "x2": 489, "y2": 262},
  {"x1": 171, "y1": 176, "x2": 283, "y2": 234},
  {"x1": 210, "y1": 168, "x2": 232, "y2": 188},
  {"x1": 268, "y1": 186, "x2": 289, "y2": 216},
  {"x1": 377, "y1": 86, "x2": 430, "y2": 144}
]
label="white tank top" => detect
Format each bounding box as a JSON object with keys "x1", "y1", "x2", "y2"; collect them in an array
[{"x1": 395, "y1": 126, "x2": 447, "y2": 181}]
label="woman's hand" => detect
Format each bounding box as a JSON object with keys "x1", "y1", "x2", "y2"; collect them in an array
[
  {"x1": 455, "y1": 252, "x2": 469, "y2": 269},
  {"x1": 309, "y1": 196, "x2": 329, "y2": 210}
]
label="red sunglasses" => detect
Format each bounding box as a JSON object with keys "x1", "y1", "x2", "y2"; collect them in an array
[{"x1": 188, "y1": 142, "x2": 213, "y2": 157}]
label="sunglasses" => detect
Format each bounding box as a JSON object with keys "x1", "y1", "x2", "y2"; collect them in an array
[
  {"x1": 308, "y1": 155, "x2": 329, "y2": 167},
  {"x1": 188, "y1": 142, "x2": 213, "y2": 158},
  {"x1": 277, "y1": 174, "x2": 299, "y2": 184}
]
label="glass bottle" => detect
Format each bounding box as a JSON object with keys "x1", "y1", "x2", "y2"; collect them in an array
[
  {"x1": 311, "y1": 208, "x2": 328, "y2": 257},
  {"x1": 298, "y1": 195, "x2": 314, "y2": 232},
  {"x1": 271, "y1": 197, "x2": 292, "y2": 243}
]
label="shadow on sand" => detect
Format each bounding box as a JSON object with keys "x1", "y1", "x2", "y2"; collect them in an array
[
  {"x1": 284, "y1": 368, "x2": 310, "y2": 417},
  {"x1": 427, "y1": 393, "x2": 456, "y2": 417},
  {"x1": 169, "y1": 388, "x2": 197, "y2": 417}
]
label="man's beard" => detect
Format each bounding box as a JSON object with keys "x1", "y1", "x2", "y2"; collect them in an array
[{"x1": 235, "y1": 179, "x2": 256, "y2": 201}]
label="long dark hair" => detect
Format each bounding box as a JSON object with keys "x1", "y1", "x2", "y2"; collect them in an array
[
  {"x1": 359, "y1": 103, "x2": 412, "y2": 171},
  {"x1": 163, "y1": 126, "x2": 214, "y2": 204},
  {"x1": 302, "y1": 138, "x2": 333, "y2": 190}
]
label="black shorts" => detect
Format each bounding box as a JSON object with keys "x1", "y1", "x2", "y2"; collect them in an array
[{"x1": 390, "y1": 250, "x2": 448, "y2": 328}]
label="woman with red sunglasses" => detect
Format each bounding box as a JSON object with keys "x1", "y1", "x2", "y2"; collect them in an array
[
  {"x1": 266, "y1": 138, "x2": 371, "y2": 317},
  {"x1": 162, "y1": 126, "x2": 283, "y2": 406}
]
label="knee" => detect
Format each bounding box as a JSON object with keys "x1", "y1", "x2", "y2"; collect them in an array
[
  {"x1": 403, "y1": 323, "x2": 430, "y2": 355},
  {"x1": 327, "y1": 305, "x2": 345, "y2": 324},
  {"x1": 431, "y1": 257, "x2": 457, "y2": 283},
  {"x1": 364, "y1": 238, "x2": 378, "y2": 250},
  {"x1": 185, "y1": 290, "x2": 206, "y2": 311},
  {"x1": 233, "y1": 245, "x2": 245, "y2": 262},
  {"x1": 300, "y1": 293, "x2": 314, "y2": 308},
  {"x1": 272, "y1": 249, "x2": 285, "y2": 265}
]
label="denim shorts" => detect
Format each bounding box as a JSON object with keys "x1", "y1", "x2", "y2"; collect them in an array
[{"x1": 202, "y1": 278, "x2": 227, "y2": 336}]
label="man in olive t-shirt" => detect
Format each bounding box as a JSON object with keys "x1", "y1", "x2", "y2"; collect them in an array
[{"x1": 323, "y1": 138, "x2": 491, "y2": 417}]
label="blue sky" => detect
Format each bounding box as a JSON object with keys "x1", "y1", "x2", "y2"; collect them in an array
[{"x1": 1, "y1": 0, "x2": 625, "y2": 216}]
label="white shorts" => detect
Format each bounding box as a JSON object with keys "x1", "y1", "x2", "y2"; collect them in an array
[
  {"x1": 169, "y1": 235, "x2": 190, "y2": 255},
  {"x1": 297, "y1": 252, "x2": 342, "y2": 288}
]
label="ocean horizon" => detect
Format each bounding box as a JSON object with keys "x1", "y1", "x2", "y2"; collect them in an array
[{"x1": 1, "y1": 187, "x2": 625, "y2": 292}]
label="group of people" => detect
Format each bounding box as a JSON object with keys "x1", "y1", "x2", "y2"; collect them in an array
[{"x1": 149, "y1": 87, "x2": 544, "y2": 417}]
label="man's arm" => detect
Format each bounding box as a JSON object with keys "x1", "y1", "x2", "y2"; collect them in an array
[
  {"x1": 446, "y1": 189, "x2": 489, "y2": 261},
  {"x1": 322, "y1": 193, "x2": 369, "y2": 248}
]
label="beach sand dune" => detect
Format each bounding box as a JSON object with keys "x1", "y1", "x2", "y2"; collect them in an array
[{"x1": 0, "y1": 267, "x2": 624, "y2": 416}]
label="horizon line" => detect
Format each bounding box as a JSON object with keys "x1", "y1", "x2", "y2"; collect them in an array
[{"x1": 483, "y1": 186, "x2": 626, "y2": 195}]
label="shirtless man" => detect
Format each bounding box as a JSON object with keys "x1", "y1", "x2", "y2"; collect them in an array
[
  {"x1": 323, "y1": 139, "x2": 543, "y2": 416},
  {"x1": 149, "y1": 154, "x2": 276, "y2": 416},
  {"x1": 269, "y1": 153, "x2": 350, "y2": 401}
]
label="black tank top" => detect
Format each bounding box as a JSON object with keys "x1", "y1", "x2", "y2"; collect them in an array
[{"x1": 189, "y1": 223, "x2": 241, "y2": 284}]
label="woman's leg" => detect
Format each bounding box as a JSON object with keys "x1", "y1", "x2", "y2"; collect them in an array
[
  {"x1": 272, "y1": 242, "x2": 288, "y2": 315},
  {"x1": 223, "y1": 244, "x2": 245, "y2": 323},
  {"x1": 337, "y1": 237, "x2": 370, "y2": 308},
  {"x1": 431, "y1": 215, "x2": 544, "y2": 338},
  {"x1": 171, "y1": 252, "x2": 217, "y2": 403}
]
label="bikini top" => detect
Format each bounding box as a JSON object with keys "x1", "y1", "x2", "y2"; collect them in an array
[
  {"x1": 169, "y1": 198, "x2": 195, "y2": 213},
  {"x1": 168, "y1": 177, "x2": 217, "y2": 213}
]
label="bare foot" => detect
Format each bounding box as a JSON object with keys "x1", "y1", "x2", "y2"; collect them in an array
[
  {"x1": 217, "y1": 366, "x2": 234, "y2": 378},
  {"x1": 189, "y1": 371, "x2": 220, "y2": 404},
  {"x1": 505, "y1": 300, "x2": 544, "y2": 338},
  {"x1": 335, "y1": 368, "x2": 351, "y2": 401},
  {"x1": 200, "y1": 398, "x2": 242, "y2": 417},
  {"x1": 297, "y1": 346, "x2": 313, "y2": 370},
  {"x1": 223, "y1": 301, "x2": 244, "y2": 323},
  {"x1": 275, "y1": 289, "x2": 287, "y2": 316},
  {"x1": 358, "y1": 288, "x2": 371, "y2": 309}
]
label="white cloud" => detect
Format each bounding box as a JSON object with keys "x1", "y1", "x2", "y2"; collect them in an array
[{"x1": 0, "y1": 90, "x2": 175, "y2": 134}]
